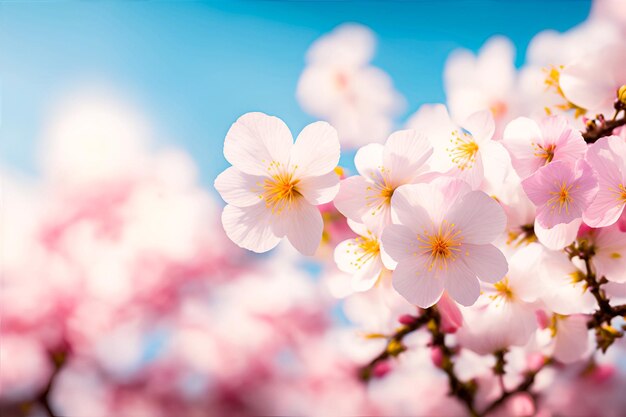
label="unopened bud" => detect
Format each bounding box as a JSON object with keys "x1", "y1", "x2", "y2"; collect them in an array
[
  {"x1": 372, "y1": 360, "x2": 392, "y2": 378},
  {"x1": 398, "y1": 314, "x2": 417, "y2": 325},
  {"x1": 430, "y1": 346, "x2": 444, "y2": 368}
]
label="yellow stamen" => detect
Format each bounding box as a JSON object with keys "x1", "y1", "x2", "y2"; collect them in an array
[
  {"x1": 547, "y1": 181, "x2": 574, "y2": 215},
  {"x1": 416, "y1": 220, "x2": 463, "y2": 272},
  {"x1": 365, "y1": 167, "x2": 396, "y2": 216},
  {"x1": 533, "y1": 143, "x2": 556, "y2": 165},
  {"x1": 259, "y1": 161, "x2": 301, "y2": 214},
  {"x1": 447, "y1": 130, "x2": 479, "y2": 171},
  {"x1": 492, "y1": 277, "x2": 514, "y2": 301},
  {"x1": 543, "y1": 65, "x2": 587, "y2": 118}
]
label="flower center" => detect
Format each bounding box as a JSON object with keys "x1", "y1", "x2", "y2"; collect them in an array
[
  {"x1": 417, "y1": 220, "x2": 463, "y2": 271},
  {"x1": 447, "y1": 130, "x2": 479, "y2": 171},
  {"x1": 618, "y1": 184, "x2": 626, "y2": 204},
  {"x1": 365, "y1": 167, "x2": 395, "y2": 216},
  {"x1": 493, "y1": 278, "x2": 514, "y2": 301},
  {"x1": 346, "y1": 235, "x2": 380, "y2": 270},
  {"x1": 261, "y1": 165, "x2": 301, "y2": 214},
  {"x1": 533, "y1": 143, "x2": 556, "y2": 164},
  {"x1": 547, "y1": 181, "x2": 573, "y2": 214}
]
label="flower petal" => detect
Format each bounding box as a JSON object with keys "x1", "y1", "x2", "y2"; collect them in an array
[
  {"x1": 443, "y1": 259, "x2": 481, "y2": 307},
  {"x1": 224, "y1": 112, "x2": 293, "y2": 176},
  {"x1": 447, "y1": 191, "x2": 506, "y2": 244},
  {"x1": 290, "y1": 121, "x2": 340, "y2": 177},
  {"x1": 221, "y1": 203, "x2": 281, "y2": 253},
  {"x1": 333, "y1": 175, "x2": 373, "y2": 222},
  {"x1": 354, "y1": 143, "x2": 384, "y2": 178},
  {"x1": 282, "y1": 200, "x2": 324, "y2": 256},
  {"x1": 380, "y1": 224, "x2": 418, "y2": 263},
  {"x1": 214, "y1": 167, "x2": 264, "y2": 207},
  {"x1": 392, "y1": 259, "x2": 444, "y2": 308},
  {"x1": 297, "y1": 171, "x2": 340, "y2": 205},
  {"x1": 383, "y1": 129, "x2": 433, "y2": 182},
  {"x1": 460, "y1": 244, "x2": 508, "y2": 284}
]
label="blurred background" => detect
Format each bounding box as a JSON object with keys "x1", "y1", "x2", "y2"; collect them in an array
[{"x1": 3, "y1": 1, "x2": 618, "y2": 416}]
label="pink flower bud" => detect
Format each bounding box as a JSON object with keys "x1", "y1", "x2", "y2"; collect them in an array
[
  {"x1": 398, "y1": 314, "x2": 417, "y2": 325},
  {"x1": 372, "y1": 360, "x2": 392, "y2": 378},
  {"x1": 438, "y1": 292, "x2": 462, "y2": 333},
  {"x1": 589, "y1": 364, "x2": 615, "y2": 383},
  {"x1": 430, "y1": 346, "x2": 444, "y2": 368}
]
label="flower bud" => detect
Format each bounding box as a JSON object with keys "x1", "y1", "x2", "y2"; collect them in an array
[{"x1": 372, "y1": 360, "x2": 392, "y2": 378}]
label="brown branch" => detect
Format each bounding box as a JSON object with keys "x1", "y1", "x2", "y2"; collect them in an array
[
  {"x1": 566, "y1": 242, "x2": 626, "y2": 351},
  {"x1": 480, "y1": 357, "x2": 552, "y2": 416},
  {"x1": 582, "y1": 106, "x2": 626, "y2": 143},
  {"x1": 357, "y1": 312, "x2": 430, "y2": 381}
]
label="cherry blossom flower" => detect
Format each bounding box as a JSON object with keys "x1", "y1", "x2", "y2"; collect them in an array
[
  {"x1": 444, "y1": 36, "x2": 517, "y2": 129},
  {"x1": 333, "y1": 129, "x2": 432, "y2": 228},
  {"x1": 296, "y1": 24, "x2": 404, "y2": 147},
  {"x1": 334, "y1": 220, "x2": 394, "y2": 292},
  {"x1": 215, "y1": 112, "x2": 340, "y2": 255},
  {"x1": 581, "y1": 225, "x2": 626, "y2": 283},
  {"x1": 559, "y1": 44, "x2": 626, "y2": 116},
  {"x1": 407, "y1": 105, "x2": 510, "y2": 189},
  {"x1": 522, "y1": 160, "x2": 598, "y2": 229},
  {"x1": 381, "y1": 178, "x2": 508, "y2": 307},
  {"x1": 583, "y1": 135, "x2": 626, "y2": 227},
  {"x1": 456, "y1": 244, "x2": 542, "y2": 355},
  {"x1": 502, "y1": 115, "x2": 587, "y2": 179}
]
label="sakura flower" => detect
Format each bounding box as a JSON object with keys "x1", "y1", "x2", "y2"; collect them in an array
[
  {"x1": 522, "y1": 160, "x2": 598, "y2": 229},
  {"x1": 456, "y1": 244, "x2": 543, "y2": 355},
  {"x1": 296, "y1": 24, "x2": 404, "y2": 147},
  {"x1": 559, "y1": 44, "x2": 626, "y2": 116},
  {"x1": 550, "y1": 314, "x2": 590, "y2": 364},
  {"x1": 407, "y1": 105, "x2": 510, "y2": 189},
  {"x1": 502, "y1": 115, "x2": 587, "y2": 179},
  {"x1": 583, "y1": 135, "x2": 626, "y2": 227},
  {"x1": 333, "y1": 129, "x2": 432, "y2": 228},
  {"x1": 444, "y1": 36, "x2": 517, "y2": 128},
  {"x1": 334, "y1": 219, "x2": 395, "y2": 292},
  {"x1": 581, "y1": 225, "x2": 626, "y2": 283},
  {"x1": 381, "y1": 178, "x2": 508, "y2": 308},
  {"x1": 215, "y1": 112, "x2": 340, "y2": 255}
]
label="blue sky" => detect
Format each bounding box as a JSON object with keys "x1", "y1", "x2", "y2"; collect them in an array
[{"x1": 0, "y1": 0, "x2": 591, "y2": 192}]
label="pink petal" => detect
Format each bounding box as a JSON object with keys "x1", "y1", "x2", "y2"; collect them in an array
[
  {"x1": 502, "y1": 117, "x2": 544, "y2": 179},
  {"x1": 460, "y1": 244, "x2": 508, "y2": 284},
  {"x1": 354, "y1": 143, "x2": 384, "y2": 178},
  {"x1": 392, "y1": 259, "x2": 444, "y2": 308},
  {"x1": 380, "y1": 224, "x2": 419, "y2": 263},
  {"x1": 447, "y1": 191, "x2": 506, "y2": 245},
  {"x1": 534, "y1": 218, "x2": 582, "y2": 250},
  {"x1": 389, "y1": 184, "x2": 433, "y2": 233},
  {"x1": 462, "y1": 110, "x2": 495, "y2": 143},
  {"x1": 553, "y1": 315, "x2": 589, "y2": 364},
  {"x1": 333, "y1": 176, "x2": 372, "y2": 222},
  {"x1": 443, "y1": 259, "x2": 480, "y2": 307}
]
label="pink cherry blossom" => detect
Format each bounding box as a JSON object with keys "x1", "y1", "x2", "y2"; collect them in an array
[
  {"x1": 381, "y1": 178, "x2": 508, "y2": 307},
  {"x1": 215, "y1": 112, "x2": 340, "y2": 255},
  {"x1": 583, "y1": 135, "x2": 626, "y2": 227},
  {"x1": 522, "y1": 160, "x2": 598, "y2": 229},
  {"x1": 502, "y1": 115, "x2": 587, "y2": 179},
  {"x1": 333, "y1": 128, "x2": 432, "y2": 228}
]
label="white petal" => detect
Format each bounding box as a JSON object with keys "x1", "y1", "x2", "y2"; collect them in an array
[
  {"x1": 334, "y1": 239, "x2": 360, "y2": 273},
  {"x1": 460, "y1": 244, "x2": 508, "y2": 284},
  {"x1": 534, "y1": 218, "x2": 581, "y2": 250},
  {"x1": 354, "y1": 143, "x2": 385, "y2": 178},
  {"x1": 447, "y1": 191, "x2": 506, "y2": 245},
  {"x1": 297, "y1": 171, "x2": 340, "y2": 205},
  {"x1": 352, "y1": 257, "x2": 384, "y2": 292},
  {"x1": 214, "y1": 167, "x2": 264, "y2": 207},
  {"x1": 333, "y1": 176, "x2": 372, "y2": 222},
  {"x1": 290, "y1": 121, "x2": 340, "y2": 177},
  {"x1": 462, "y1": 110, "x2": 495, "y2": 143},
  {"x1": 221, "y1": 204, "x2": 281, "y2": 253},
  {"x1": 283, "y1": 201, "x2": 324, "y2": 256},
  {"x1": 224, "y1": 112, "x2": 293, "y2": 176},
  {"x1": 383, "y1": 129, "x2": 433, "y2": 182},
  {"x1": 390, "y1": 184, "x2": 433, "y2": 233},
  {"x1": 392, "y1": 260, "x2": 444, "y2": 308}
]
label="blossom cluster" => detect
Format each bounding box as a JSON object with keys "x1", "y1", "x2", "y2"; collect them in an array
[{"x1": 215, "y1": 0, "x2": 626, "y2": 414}]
